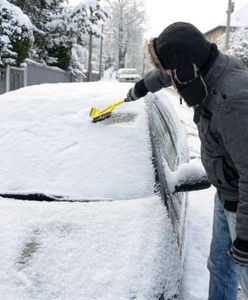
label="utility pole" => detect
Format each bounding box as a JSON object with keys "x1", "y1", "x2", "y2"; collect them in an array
[
  {"x1": 225, "y1": 0, "x2": 235, "y2": 52},
  {"x1": 87, "y1": 10, "x2": 93, "y2": 82},
  {"x1": 99, "y1": 24, "x2": 104, "y2": 80},
  {"x1": 87, "y1": 32, "x2": 93, "y2": 82}
]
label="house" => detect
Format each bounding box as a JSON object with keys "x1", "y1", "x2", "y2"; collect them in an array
[{"x1": 204, "y1": 2, "x2": 248, "y2": 44}]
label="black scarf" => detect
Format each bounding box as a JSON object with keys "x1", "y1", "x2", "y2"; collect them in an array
[{"x1": 172, "y1": 44, "x2": 219, "y2": 107}]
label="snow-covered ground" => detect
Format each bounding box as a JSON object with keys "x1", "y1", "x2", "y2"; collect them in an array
[{"x1": 0, "y1": 81, "x2": 215, "y2": 299}]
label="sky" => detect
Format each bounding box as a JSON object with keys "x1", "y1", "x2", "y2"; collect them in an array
[{"x1": 69, "y1": 0, "x2": 248, "y2": 37}]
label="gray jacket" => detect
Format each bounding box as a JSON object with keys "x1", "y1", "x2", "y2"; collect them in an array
[{"x1": 143, "y1": 53, "x2": 248, "y2": 241}]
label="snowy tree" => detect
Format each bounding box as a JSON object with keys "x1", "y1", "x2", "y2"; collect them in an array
[
  {"x1": 44, "y1": 2, "x2": 74, "y2": 69},
  {"x1": 217, "y1": 27, "x2": 248, "y2": 67},
  {"x1": 9, "y1": 0, "x2": 71, "y2": 67},
  {"x1": 229, "y1": 27, "x2": 248, "y2": 67},
  {"x1": 0, "y1": 0, "x2": 33, "y2": 66},
  {"x1": 10, "y1": 0, "x2": 108, "y2": 76},
  {"x1": 104, "y1": 0, "x2": 146, "y2": 71},
  {"x1": 70, "y1": 0, "x2": 108, "y2": 79},
  {"x1": 70, "y1": 43, "x2": 87, "y2": 80},
  {"x1": 71, "y1": 0, "x2": 107, "y2": 39}
]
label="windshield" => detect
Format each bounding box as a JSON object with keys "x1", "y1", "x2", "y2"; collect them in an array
[{"x1": 0, "y1": 82, "x2": 154, "y2": 201}]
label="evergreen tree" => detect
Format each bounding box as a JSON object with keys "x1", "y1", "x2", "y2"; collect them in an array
[
  {"x1": 10, "y1": 0, "x2": 108, "y2": 74},
  {"x1": 0, "y1": 0, "x2": 33, "y2": 66},
  {"x1": 10, "y1": 0, "x2": 72, "y2": 68},
  {"x1": 69, "y1": 0, "x2": 108, "y2": 77}
]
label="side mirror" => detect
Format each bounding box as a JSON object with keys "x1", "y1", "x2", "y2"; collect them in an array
[{"x1": 172, "y1": 158, "x2": 211, "y2": 193}]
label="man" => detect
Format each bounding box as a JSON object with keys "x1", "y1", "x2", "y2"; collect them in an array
[{"x1": 125, "y1": 22, "x2": 248, "y2": 299}]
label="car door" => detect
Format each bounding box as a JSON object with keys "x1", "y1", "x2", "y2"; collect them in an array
[{"x1": 149, "y1": 100, "x2": 188, "y2": 251}]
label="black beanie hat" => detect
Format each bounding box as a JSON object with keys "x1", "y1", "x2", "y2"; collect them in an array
[{"x1": 153, "y1": 22, "x2": 212, "y2": 71}]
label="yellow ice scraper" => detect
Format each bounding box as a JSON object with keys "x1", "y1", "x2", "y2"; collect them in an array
[{"x1": 90, "y1": 100, "x2": 125, "y2": 123}]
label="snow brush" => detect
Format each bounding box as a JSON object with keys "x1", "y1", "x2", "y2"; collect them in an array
[{"x1": 90, "y1": 100, "x2": 125, "y2": 123}]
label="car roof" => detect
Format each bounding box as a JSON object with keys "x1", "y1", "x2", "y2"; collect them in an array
[{"x1": 0, "y1": 82, "x2": 155, "y2": 200}]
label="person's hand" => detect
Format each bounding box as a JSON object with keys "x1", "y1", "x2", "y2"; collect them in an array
[
  {"x1": 125, "y1": 87, "x2": 139, "y2": 102},
  {"x1": 227, "y1": 238, "x2": 248, "y2": 266}
]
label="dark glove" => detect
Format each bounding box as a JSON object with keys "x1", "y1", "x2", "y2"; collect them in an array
[
  {"x1": 125, "y1": 87, "x2": 139, "y2": 102},
  {"x1": 228, "y1": 237, "x2": 248, "y2": 266},
  {"x1": 125, "y1": 79, "x2": 149, "y2": 102}
]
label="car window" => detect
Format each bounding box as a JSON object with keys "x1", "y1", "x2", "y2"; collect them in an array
[
  {"x1": 150, "y1": 101, "x2": 187, "y2": 246},
  {"x1": 151, "y1": 103, "x2": 177, "y2": 171}
]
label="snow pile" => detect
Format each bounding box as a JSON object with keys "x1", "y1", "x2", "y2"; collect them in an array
[
  {"x1": 175, "y1": 158, "x2": 206, "y2": 183},
  {"x1": 0, "y1": 196, "x2": 181, "y2": 300},
  {"x1": 0, "y1": 82, "x2": 155, "y2": 200},
  {"x1": 163, "y1": 158, "x2": 207, "y2": 193}
]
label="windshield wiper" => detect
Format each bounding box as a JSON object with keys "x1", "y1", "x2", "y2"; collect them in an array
[
  {"x1": 0, "y1": 193, "x2": 115, "y2": 203},
  {"x1": 0, "y1": 193, "x2": 66, "y2": 202}
]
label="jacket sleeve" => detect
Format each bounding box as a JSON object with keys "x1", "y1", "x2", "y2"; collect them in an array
[
  {"x1": 134, "y1": 69, "x2": 172, "y2": 98},
  {"x1": 223, "y1": 100, "x2": 248, "y2": 241}
]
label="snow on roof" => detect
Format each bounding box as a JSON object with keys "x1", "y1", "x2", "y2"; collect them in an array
[{"x1": 0, "y1": 82, "x2": 155, "y2": 200}]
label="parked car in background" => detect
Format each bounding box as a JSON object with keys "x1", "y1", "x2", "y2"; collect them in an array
[
  {"x1": 116, "y1": 68, "x2": 141, "y2": 82},
  {"x1": 0, "y1": 82, "x2": 210, "y2": 300}
]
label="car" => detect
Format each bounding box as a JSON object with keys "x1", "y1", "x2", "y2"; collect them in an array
[
  {"x1": 0, "y1": 82, "x2": 210, "y2": 300},
  {"x1": 116, "y1": 68, "x2": 141, "y2": 82}
]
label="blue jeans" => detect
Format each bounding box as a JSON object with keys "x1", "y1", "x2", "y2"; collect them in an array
[{"x1": 208, "y1": 192, "x2": 248, "y2": 300}]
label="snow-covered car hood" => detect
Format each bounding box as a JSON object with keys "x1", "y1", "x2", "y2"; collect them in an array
[
  {"x1": 0, "y1": 82, "x2": 154, "y2": 200},
  {"x1": 0, "y1": 196, "x2": 181, "y2": 300}
]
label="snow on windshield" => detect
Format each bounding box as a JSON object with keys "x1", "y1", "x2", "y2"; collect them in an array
[{"x1": 0, "y1": 82, "x2": 155, "y2": 200}]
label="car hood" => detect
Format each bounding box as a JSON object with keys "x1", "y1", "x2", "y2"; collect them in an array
[
  {"x1": 0, "y1": 82, "x2": 154, "y2": 200},
  {"x1": 0, "y1": 195, "x2": 181, "y2": 299}
]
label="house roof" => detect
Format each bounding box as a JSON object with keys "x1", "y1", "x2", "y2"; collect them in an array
[
  {"x1": 204, "y1": 2, "x2": 248, "y2": 35},
  {"x1": 204, "y1": 26, "x2": 226, "y2": 36}
]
